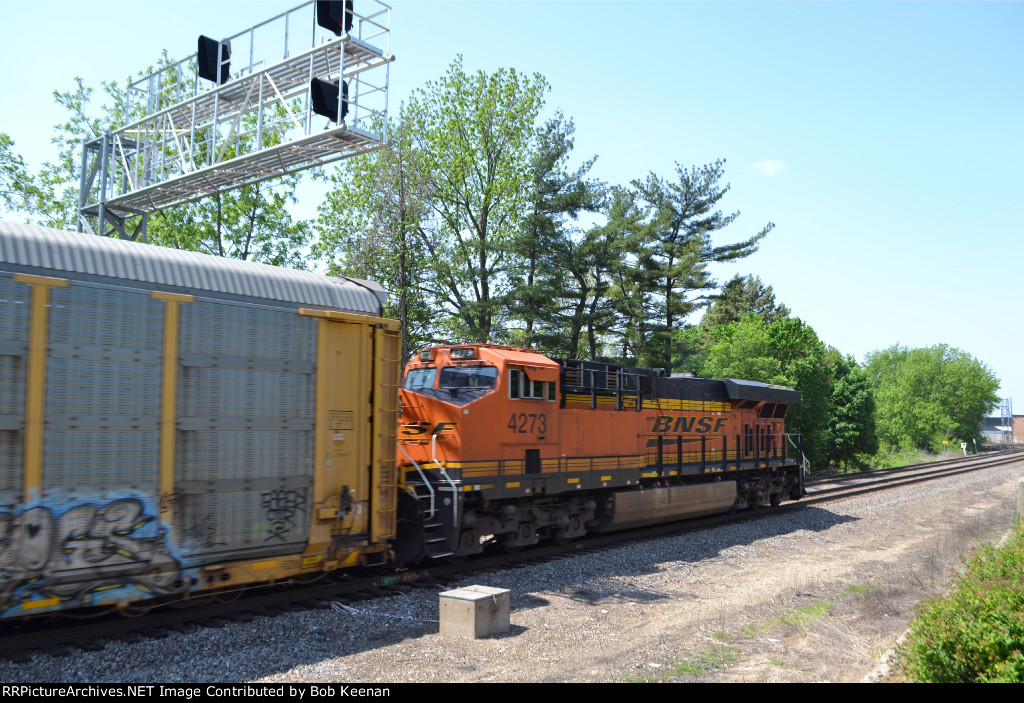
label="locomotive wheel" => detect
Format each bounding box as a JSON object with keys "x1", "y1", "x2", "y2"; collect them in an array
[
  {"x1": 770, "y1": 491, "x2": 782, "y2": 507},
  {"x1": 500, "y1": 531, "x2": 523, "y2": 554}
]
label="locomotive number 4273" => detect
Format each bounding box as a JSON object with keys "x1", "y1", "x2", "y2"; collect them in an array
[{"x1": 508, "y1": 413, "x2": 547, "y2": 434}]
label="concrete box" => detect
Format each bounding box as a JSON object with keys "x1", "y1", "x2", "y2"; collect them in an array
[{"x1": 439, "y1": 585, "x2": 510, "y2": 639}]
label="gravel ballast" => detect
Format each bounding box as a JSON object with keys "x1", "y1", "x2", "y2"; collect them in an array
[{"x1": 3, "y1": 460, "x2": 1022, "y2": 684}]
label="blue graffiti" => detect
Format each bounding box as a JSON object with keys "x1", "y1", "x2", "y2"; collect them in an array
[{"x1": 0, "y1": 497, "x2": 184, "y2": 612}]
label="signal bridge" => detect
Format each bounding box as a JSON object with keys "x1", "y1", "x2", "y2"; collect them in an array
[{"x1": 78, "y1": 0, "x2": 394, "y2": 240}]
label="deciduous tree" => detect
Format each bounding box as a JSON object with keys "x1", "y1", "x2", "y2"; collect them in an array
[
  {"x1": 314, "y1": 115, "x2": 434, "y2": 362},
  {"x1": 701, "y1": 314, "x2": 878, "y2": 469},
  {"x1": 865, "y1": 345, "x2": 999, "y2": 451},
  {"x1": 403, "y1": 56, "x2": 549, "y2": 342},
  {"x1": 2, "y1": 65, "x2": 312, "y2": 268}
]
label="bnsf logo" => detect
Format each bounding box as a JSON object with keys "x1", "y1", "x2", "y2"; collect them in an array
[
  {"x1": 400, "y1": 421, "x2": 458, "y2": 436},
  {"x1": 652, "y1": 416, "x2": 728, "y2": 434}
]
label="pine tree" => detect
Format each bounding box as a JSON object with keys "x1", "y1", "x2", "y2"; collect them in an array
[{"x1": 632, "y1": 160, "x2": 773, "y2": 371}]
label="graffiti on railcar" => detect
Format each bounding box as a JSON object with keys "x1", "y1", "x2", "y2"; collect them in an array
[
  {"x1": 181, "y1": 512, "x2": 224, "y2": 550},
  {"x1": 260, "y1": 488, "x2": 307, "y2": 542},
  {"x1": 159, "y1": 491, "x2": 179, "y2": 514},
  {"x1": 0, "y1": 497, "x2": 184, "y2": 611}
]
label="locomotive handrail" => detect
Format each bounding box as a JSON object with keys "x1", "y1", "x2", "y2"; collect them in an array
[
  {"x1": 787, "y1": 434, "x2": 810, "y2": 471},
  {"x1": 432, "y1": 432, "x2": 461, "y2": 531},
  {"x1": 644, "y1": 432, "x2": 797, "y2": 474},
  {"x1": 398, "y1": 442, "x2": 436, "y2": 519},
  {"x1": 431, "y1": 433, "x2": 460, "y2": 487}
]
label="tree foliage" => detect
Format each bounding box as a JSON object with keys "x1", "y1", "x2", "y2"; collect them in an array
[
  {"x1": 147, "y1": 179, "x2": 310, "y2": 267},
  {"x1": 317, "y1": 58, "x2": 570, "y2": 355},
  {"x1": 506, "y1": 113, "x2": 603, "y2": 351},
  {"x1": 699, "y1": 314, "x2": 877, "y2": 468},
  {"x1": 403, "y1": 56, "x2": 549, "y2": 343},
  {"x1": 0, "y1": 133, "x2": 33, "y2": 215},
  {"x1": 899, "y1": 522, "x2": 1024, "y2": 683},
  {"x1": 825, "y1": 356, "x2": 878, "y2": 468},
  {"x1": 701, "y1": 273, "x2": 790, "y2": 329},
  {"x1": 314, "y1": 115, "x2": 434, "y2": 362},
  {"x1": 0, "y1": 78, "x2": 106, "y2": 228},
  {"x1": 865, "y1": 344, "x2": 1000, "y2": 452}
]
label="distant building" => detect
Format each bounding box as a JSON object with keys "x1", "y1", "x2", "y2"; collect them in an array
[{"x1": 982, "y1": 415, "x2": 1023, "y2": 443}]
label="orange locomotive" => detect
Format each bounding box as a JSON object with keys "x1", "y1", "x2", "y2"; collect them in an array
[{"x1": 395, "y1": 343, "x2": 804, "y2": 564}]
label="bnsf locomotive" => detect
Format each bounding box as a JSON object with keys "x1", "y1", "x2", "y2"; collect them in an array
[
  {"x1": 0, "y1": 221, "x2": 801, "y2": 621},
  {"x1": 395, "y1": 344, "x2": 803, "y2": 563}
]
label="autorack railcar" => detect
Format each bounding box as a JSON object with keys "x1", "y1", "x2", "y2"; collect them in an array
[{"x1": 0, "y1": 221, "x2": 400, "y2": 619}]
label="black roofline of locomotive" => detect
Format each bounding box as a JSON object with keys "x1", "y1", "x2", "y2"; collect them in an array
[
  {"x1": 721, "y1": 379, "x2": 802, "y2": 404},
  {"x1": 554, "y1": 357, "x2": 801, "y2": 406}
]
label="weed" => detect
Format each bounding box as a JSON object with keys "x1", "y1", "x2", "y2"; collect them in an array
[
  {"x1": 779, "y1": 602, "x2": 831, "y2": 627},
  {"x1": 711, "y1": 630, "x2": 733, "y2": 642},
  {"x1": 839, "y1": 584, "x2": 876, "y2": 597},
  {"x1": 620, "y1": 670, "x2": 654, "y2": 683},
  {"x1": 770, "y1": 658, "x2": 785, "y2": 667},
  {"x1": 866, "y1": 448, "x2": 934, "y2": 470},
  {"x1": 667, "y1": 647, "x2": 739, "y2": 677}
]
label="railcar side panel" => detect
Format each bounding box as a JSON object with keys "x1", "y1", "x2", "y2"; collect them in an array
[
  {"x1": 304, "y1": 310, "x2": 400, "y2": 566},
  {"x1": 1, "y1": 275, "x2": 29, "y2": 498},
  {"x1": 173, "y1": 297, "x2": 318, "y2": 564}
]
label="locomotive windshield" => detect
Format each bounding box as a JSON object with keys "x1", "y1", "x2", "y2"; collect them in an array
[
  {"x1": 439, "y1": 365, "x2": 498, "y2": 389},
  {"x1": 404, "y1": 367, "x2": 437, "y2": 390}
]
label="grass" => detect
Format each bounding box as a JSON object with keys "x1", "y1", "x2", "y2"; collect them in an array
[
  {"x1": 621, "y1": 647, "x2": 740, "y2": 682},
  {"x1": 864, "y1": 448, "x2": 934, "y2": 470},
  {"x1": 839, "y1": 584, "x2": 876, "y2": 597},
  {"x1": 778, "y1": 602, "x2": 831, "y2": 627}
]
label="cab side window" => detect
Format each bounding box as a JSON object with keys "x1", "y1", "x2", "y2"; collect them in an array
[{"x1": 509, "y1": 368, "x2": 556, "y2": 401}]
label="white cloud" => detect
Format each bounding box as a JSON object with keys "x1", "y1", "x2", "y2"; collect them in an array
[{"x1": 750, "y1": 160, "x2": 787, "y2": 177}]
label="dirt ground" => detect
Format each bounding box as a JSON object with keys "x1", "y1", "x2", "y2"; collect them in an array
[{"x1": 303, "y1": 461, "x2": 1024, "y2": 683}]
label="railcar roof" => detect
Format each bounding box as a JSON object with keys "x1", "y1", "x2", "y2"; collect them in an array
[{"x1": 0, "y1": 221, "x2": 385, "y2": 314}]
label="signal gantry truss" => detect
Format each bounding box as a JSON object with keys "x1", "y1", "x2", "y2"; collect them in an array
[{"x1": 78, "y1": 0, "x2": 394, "y2": 239}]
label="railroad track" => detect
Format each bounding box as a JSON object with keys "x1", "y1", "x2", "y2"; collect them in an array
[
  {"x1": 804, "y1": 450, "x2": 1023, "y2": 504},
  {"x1": 3, "y1": 449, "x2": 1020, "y2": 660}
]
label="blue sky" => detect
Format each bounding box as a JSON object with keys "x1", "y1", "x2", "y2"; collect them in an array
[{"x1": 1, "y1": 1, "x2": 1021, "y2": 411}]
